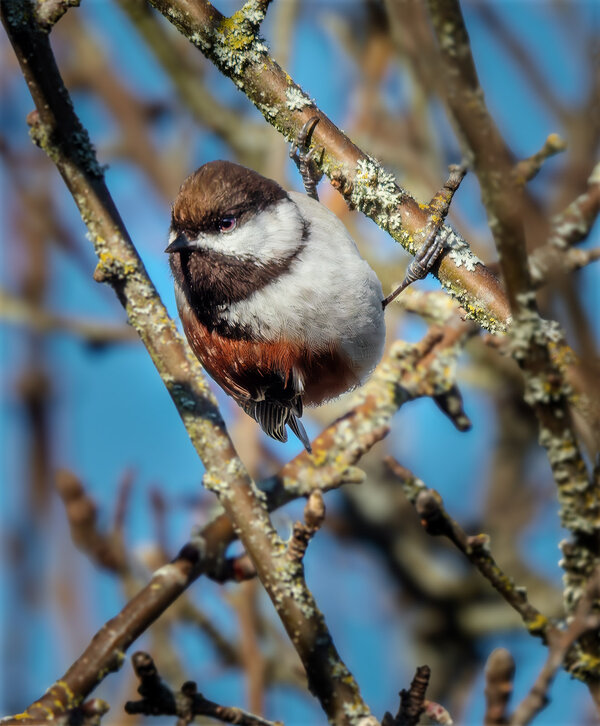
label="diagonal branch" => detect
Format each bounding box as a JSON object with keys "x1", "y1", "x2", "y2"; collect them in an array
[
  {"x1": 0, "y1": 2, "x2": 374, "y2": 723},
  {"x1": 389, "y1": 463, "x2": 551, "y2": 639},
  {"x1": 145, "y1": 0, "x2": 510, "y2": 333},
  {"x1": 1, "y1": 315, "x2": 472, "y2": 724},
  {"x1": 509, "y1": 569, "x2": 600, "y2": 724}
]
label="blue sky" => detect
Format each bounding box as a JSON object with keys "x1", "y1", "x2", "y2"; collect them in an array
[{"x1": 1, "y1": 1, "x2": 598, "y2": 724}]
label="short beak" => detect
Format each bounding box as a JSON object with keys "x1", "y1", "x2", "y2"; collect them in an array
[{"x1": 165, "y1": 232, "x2": 191, "y2": 254}]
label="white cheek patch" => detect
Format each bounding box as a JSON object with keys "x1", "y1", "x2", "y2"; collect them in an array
[{"x1": 187, "y1": 198, "x2": 304, "y2": 262}]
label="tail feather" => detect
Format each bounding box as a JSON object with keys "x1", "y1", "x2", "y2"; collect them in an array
[
  {"x1": 242, "y1": 399, "x2": 311, "y2": 452},
  {"x1": 244, "y1": 400, "x2": 288, "y2": 443},
  {"x1": 288, "y1": 414, "x2": 312, "y2": 453}
]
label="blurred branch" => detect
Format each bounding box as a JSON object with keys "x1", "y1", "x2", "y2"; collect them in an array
[
  {"x1": 513, "y1": 133, "x2": 567, "y2": 185},
  {"x1": 530, "y1": 247, "x2": 600, "y2": 289},
  {"x1": 60, "y1": 12, "x2": 182, "y2": 200},
  {"x1": 55, "y1": 469, "x2": 129, "y2": 573},
  {"x1": 146, "y1": 0, "x2": 511, "y2": 333},
  {"x1": 475, "y1": 2, "x2": 599, "y2": 209},
  {"x1": 484, "y1": 648, "x2": 515, "y2": 725},
  {"x1": 510, "y1": 569, "x2": 600, "y2": 724},
  {"x1": 0, "y1": 288, "x2": 138, "y2": 345},
  {"x1": 474, "y1": 3, "x2": 566, "y2": 123},
  {"x1": 529, "y1": 162, "x2": 600, "y2": 286},
  {"x1": 230, "y1": 581, "x2": 267, "y2": 716},
  {"x1": 389, "y1": 462, "x2": 550, "y2": 639},
  {"x1": 33, "y1": 0, "x2": 79, "y2": 30},
  {"x1": 125, "y1": 651, "x2": 281, "y2": 726},
  {"x1": 549, "y1": 162, "x2": 600, "y2": 250}
]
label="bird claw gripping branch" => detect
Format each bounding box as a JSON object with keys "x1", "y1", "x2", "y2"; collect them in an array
[{"x1": 290, "y1": 116, "x2": 324, "y2": 201}]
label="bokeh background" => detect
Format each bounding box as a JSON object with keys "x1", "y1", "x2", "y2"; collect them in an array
[{"x1": 1, "y1": 1, "x2": 599, "y2": 724}]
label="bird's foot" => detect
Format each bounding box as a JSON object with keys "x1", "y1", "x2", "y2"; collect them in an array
[
  {"x1": 382, "y1": 228, "x2": 446, "y2": 307},
  {"x1": 382, "y1": 163, "x2": 467, "y2": 308},
  {"x1": 290, "y1": 116, "x2": 323, "y2": 201}
]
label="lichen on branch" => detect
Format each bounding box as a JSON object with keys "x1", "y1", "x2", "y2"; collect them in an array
[{"x1": 147, "y1": 0, "x2": 511, "y2": 333}]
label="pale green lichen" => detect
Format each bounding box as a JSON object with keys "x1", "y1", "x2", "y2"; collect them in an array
[
  {"x1": 93, "y1": 250, "x2": 138, "y2": 283},
  {"x1": 256, "y1": 102, "x2": 279, "y2": 119},
  {"x1": 285, "y1": 86, "x2": 314, "y2": 111},
  {"x1": 238, "y1": 0, "x2": 267, "y2": 26},
  {"x1": 210, "y1": 1, "x2": 270, "y2": 78},
  {"x1": 509, "y1": 304, "x2": 564, "y2": 362},
  {"x1": 342, "y1": 700, "x2": 374, "y2": 723},
  {"x1": 351, "y1": 158, "x2": 505, "y2": 332},
  {"x1": 190, "y1": 30, "x2": 212, "y2": 53},
  {"x1": 444, "y1": 226, "x2": 482, "y2": 271},
  {"x1": 351, "y1": 158, "x2": 406, "y2": 224},
  {"x1": 29, "y1": 120, "x2": 103, "y2": 179}
]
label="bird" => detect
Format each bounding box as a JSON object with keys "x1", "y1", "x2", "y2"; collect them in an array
[{"x1": 165, "y1": 158, "x2": 386, "y2": 452}]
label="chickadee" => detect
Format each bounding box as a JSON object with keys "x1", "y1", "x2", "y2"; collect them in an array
[{"x1": 166, "y1": 160, "x2": 385, "y2": 452}]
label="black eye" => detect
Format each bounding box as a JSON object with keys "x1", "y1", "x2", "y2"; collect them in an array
[{"x1": 219, "y1": 216, "x2": 237, "y2": 233}]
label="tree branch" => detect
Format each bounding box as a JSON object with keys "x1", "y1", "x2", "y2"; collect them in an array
[
  {"x1": 33, "y1": 0, "x2": 79, "y2": 30},
  {"x1": 125, "y1": 651, "x2": 281, "y2": 726},
  {"x1": 513, "y1": 133, "x2": 567, "y2": 185},
  {"x1": 0, "y1": 3, "x2": 375, "y2": 722},
  {"x1": 510, "y1": 569, "x2": 600, "y2": 725},
  {"x1": 3, "y1": 312, "x2": 473, "y2": 724},
  {"x1": 484, "y1": 648, "x2": 515, "y2": 725},
  {"x1": 0, "y1": 288, "x2": 138, "y2": 346},
  {"x1": 145, "y1": 0, "x2": 510, "y2": 333},
  {"x1": 425, "y1": 0, "x2": 597, "y2": 662},
  {"x1": 388, "y1": 462, "x2": 551, "y2": 639}
]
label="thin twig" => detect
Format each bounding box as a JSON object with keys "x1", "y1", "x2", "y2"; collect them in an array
[
  {"x1": 388, "y1": 464, "x2": 551, "y2": 639},
  {"x1": 286, "y1": 491, "x2": 326, "y2": 563},
  {"x1": 548, "y1": 162, "x2": 600, "y2": 250},
  {"x1": 55, "y1": 469, "x2": 128, "y2": 573},
  {"x1": 510, "y1": 570, "x2": 600, "y2": 725},
  {"x1": 484, "y1": 648, "x2": 515, "y2": 725},
  {"x1": 125, "y1": 651, "x2": 282, "y2": 726},
  {"x1": 397, "y1": 665, "x2": 431, "y2": 726},
  {"x1": 231, "y1": 581, "x2": 267, "y2": 716},
  {"x1": 513, "y1": 133, "x2": 567, "y2": 185},
  {"x1": 34, "y1": 0, "x2": 79, "y2": 30}
]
